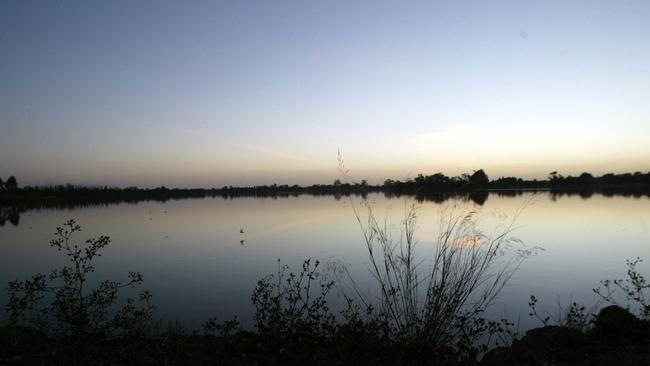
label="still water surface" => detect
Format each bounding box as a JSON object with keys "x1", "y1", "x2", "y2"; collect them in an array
[{"x1": 1, "y1": 192, "x2": 649, "y2": 329}]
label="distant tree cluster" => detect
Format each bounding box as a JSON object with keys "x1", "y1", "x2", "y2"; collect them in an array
[
  {"x1": 219, "y1": 179, "x2": 378, "y2": 198},
  {"x1": 382, "y1": 169, "x2": 490, "y2": 195},
  {"x1": 548, "y1": 171, "x2": 650, "y2": 190},
  {"x1": 488, "y1": 176, "x2": 545, "y2": 189},
  {"x1": 0, "y1": 175, "x2": 18, "y2": 192},
  {"x1": 4, "y1": 183, "x2": 220, "y2": 202}
]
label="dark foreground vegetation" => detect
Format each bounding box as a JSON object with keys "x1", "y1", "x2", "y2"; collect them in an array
[
  {"x1": 2, "y1": 304, "x2": 648, "y2": 365},
  {"x1": 2, "y1": 212, "x2": 649, "y2": 365}
]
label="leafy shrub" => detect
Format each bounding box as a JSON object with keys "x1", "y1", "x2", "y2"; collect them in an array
[
  {"x1": 528, "y1": 295, "x2": 592, "y2": 332},
  {"x1": 6, "y1": 220, "x2": 155, "y2": 336},
  {"x1": 252, "y1": 258, "x2": 336, "y2": 339},
  {"x1": 527, "y1": 257, "x2": 650, "y2": 332},
  {"x1": 594, "y1": 257, "x2": 649, "y2": 319}
]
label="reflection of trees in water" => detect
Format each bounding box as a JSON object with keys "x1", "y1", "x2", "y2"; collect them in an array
[
  {"x1": 469, "y1": 190, "x2": 488, "y2": 205},
  {"x1": 2, "y1": 189, "x2": 648, "y2": 228},
  {"x1": 0, "y1": 206, "x2": 23, "y2": 226},
  {"x1": 549, "y1": 187, "x2": 650, "y2": 201},
  {"x1": 385, "y1": 190, "x2": 489, "y2": 205}
]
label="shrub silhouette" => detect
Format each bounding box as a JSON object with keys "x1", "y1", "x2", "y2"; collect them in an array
[
  {"x1": 6, "y1": 220, "x2": 155, "y2": 336},
  {"x1": 594, "y1": 257, "x2": 650, "y2": 319},
  {"x1": 252, "y1": 259, "x2": 336, "y2": 337},
  {"x1": 527, "y1": 295, "x2": 592, "y2": 332},
  {"x1": 239, "y1": 204, "x2": 532, "y2": 361}
]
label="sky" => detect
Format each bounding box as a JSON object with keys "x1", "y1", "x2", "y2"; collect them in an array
[{"x1": 1, "y1": 0, "x2": 649, "y2": 187}]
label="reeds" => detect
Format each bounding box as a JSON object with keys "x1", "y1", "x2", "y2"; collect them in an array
[{"x1": 346, "y1": 201, "x2": 535, "y2": 350}]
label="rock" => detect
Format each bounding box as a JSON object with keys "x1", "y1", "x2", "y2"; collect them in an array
[
  {"x1": 592, "y1": 305, "x2": 644, "y2": 341},
  {"x1": 480, "y1": 346, "x2": 513, "y2": 366},
  {"x1": 510, "y1": 325, "x2": 585, "y2": 363}
]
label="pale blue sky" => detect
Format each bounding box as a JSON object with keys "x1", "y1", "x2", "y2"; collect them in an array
[{"x1": 1, "y1": 0, "x2": 649, "y2": 187}]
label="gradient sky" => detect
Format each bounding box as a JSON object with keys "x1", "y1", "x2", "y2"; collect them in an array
[{"x1": 1, "y1": 0, "x2": 649, "y2": 187}]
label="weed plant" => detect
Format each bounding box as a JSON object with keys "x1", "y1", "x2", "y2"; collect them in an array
[{"x1": 6, "y1": 220, "x2": 154, "y2": 337}]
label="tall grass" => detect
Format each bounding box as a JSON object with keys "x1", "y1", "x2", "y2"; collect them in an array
[{"x1": 344, "y1": 200, "x2": 536, "y2": 350}]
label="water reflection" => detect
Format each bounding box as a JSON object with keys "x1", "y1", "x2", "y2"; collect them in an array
[
  {"x1": 3, "y1": 190, "x2": 649, "y2": 227},
  {"x1": 0, "y1": 206, "x2": 22, "y2": 226},
  {"x1": 1, "y1": 192, "x2": 649, "y2": 329}
]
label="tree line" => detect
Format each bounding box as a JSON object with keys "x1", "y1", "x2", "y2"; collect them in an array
[{"x1": 1, "y1": 169, "x2": 650, "y2": 202}]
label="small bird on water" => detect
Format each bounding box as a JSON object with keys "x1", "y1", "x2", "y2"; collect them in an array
[{"x1": 240, "y1": 228, "x2": 244, "y2": 234}]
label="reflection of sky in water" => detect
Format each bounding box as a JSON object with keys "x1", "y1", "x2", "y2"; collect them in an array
[{"x1": 1, "y1": 193, "x2": 649, "y2": 330}]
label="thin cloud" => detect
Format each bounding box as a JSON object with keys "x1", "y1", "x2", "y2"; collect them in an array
[
  {"x1": 411, "y1": 125, "x2": 484, "y2": 151},
  {"x1": 229, "y1": 142, "x2": 312, "y2": 162}
]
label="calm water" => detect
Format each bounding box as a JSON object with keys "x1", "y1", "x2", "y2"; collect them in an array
[{"x1": 1, "y1": 192, "x2": 649, "y2": 329}]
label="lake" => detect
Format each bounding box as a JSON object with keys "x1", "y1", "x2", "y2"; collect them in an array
[{"x1": 1, "y1": 192, "x2": 649, "y2": 330}]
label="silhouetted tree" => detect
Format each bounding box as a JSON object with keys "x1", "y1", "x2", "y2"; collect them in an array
[
  {"x1": 5, "y1": 176, "x2": 17, "y2": 191},
  {"x1": 579, "y1": 172, "x2": 594, "y2": 180},
  {"x1": 0, "y1": 177, "x2": 4, "y2": 191},
  {"x1": 469, "y1": 169, "x2": 489, "y2": 188}
]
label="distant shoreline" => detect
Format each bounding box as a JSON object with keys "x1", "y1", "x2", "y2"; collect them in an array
[
  {"x1": 2, "y1": 185, "x2": 650, "y2": 204},
  {"x1": 1, "y1": 169, "x2": 649, "y2": 207},
  {"x1": 2, "y1": 184, "x2": 649, "y2": 227}
]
